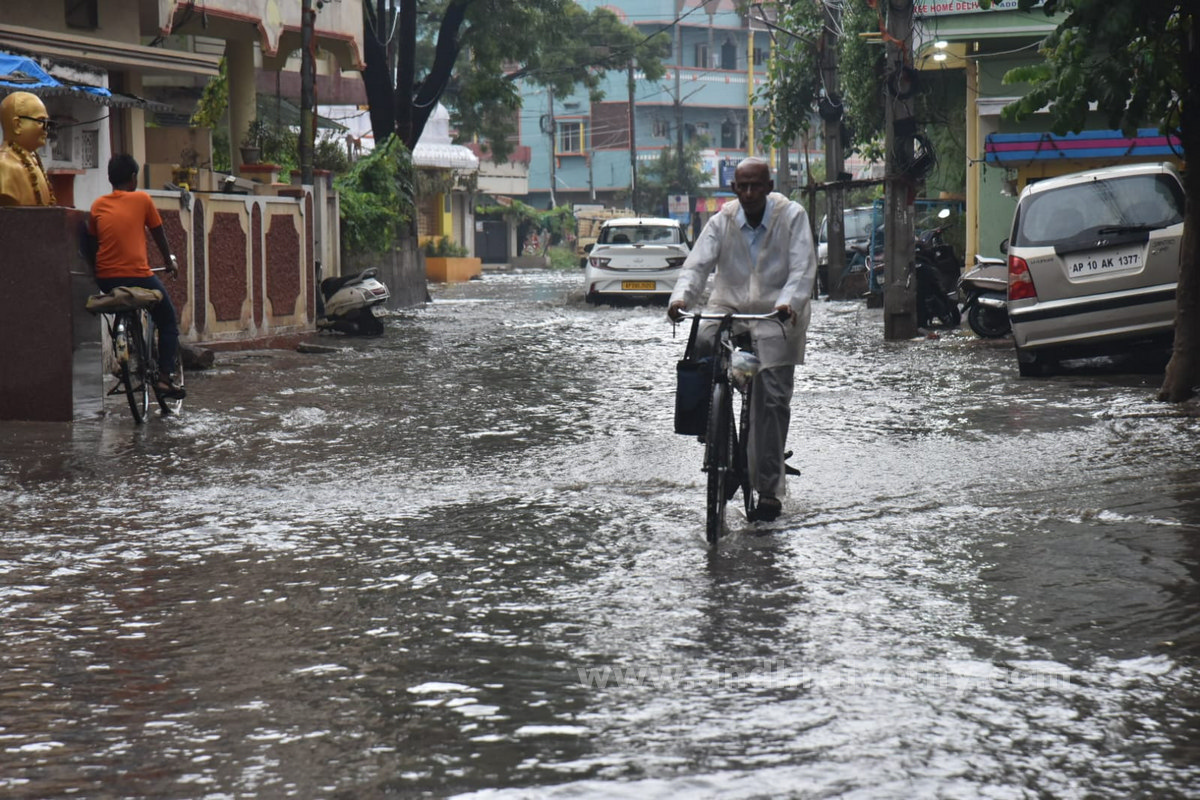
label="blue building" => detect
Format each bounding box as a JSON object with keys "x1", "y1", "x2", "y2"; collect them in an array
[{"x1": 518, "y1": 0, "x2": 785, "y2": 219}]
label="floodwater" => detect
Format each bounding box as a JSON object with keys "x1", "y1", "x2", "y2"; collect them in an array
[{"x1": 3, "y1": 270, "x2": 1200, "y2": 799}]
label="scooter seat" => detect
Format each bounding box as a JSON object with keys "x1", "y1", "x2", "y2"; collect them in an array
[{"x1": 321, "y1": 267, "x2": 378, "y2": 298}]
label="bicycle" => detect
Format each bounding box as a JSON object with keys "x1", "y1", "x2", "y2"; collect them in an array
[
  {"x1": 85, "y1": 267, "x2": 184, "y2": 423},
  {"x1": 680, "y1": 310, "x2": 788, "y2": 545}
]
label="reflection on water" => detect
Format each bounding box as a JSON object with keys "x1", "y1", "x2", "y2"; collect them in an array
[{"x1": 2, "y1": 271, "x2": 1199, "y2": 798}]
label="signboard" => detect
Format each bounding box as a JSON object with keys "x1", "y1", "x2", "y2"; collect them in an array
[
  {"x1": 913, "y1": 0, "x2": 1039, "y2": 15},
  {"x1": 668, "y1": 194, "x2": 690, "y2": 223},
  {"x1": 719, "y1": 161, "x2": 738, "y2": 189}
]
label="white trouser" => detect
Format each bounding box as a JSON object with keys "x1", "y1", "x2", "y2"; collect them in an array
[
  {"x1": 694, "y1": 326, "x2": 795, "y2": 498},
  {"x1": 747, "y1": 365, "x2": 794, "y2": 497}
]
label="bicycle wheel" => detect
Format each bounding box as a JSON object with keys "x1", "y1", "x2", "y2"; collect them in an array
[
  {"x1": 704, "y1": 381, "x2": 733, "y2": 545},
  {"x1": 121, "y1": 311, "x2": 152, "y2": 423},
  {"x1": 147, "y1": 315, "x2": 184, "y2": 415}
]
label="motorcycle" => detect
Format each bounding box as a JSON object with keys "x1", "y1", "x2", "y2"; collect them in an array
[
  {"x1": 913, "y1": 215, "x2": 962, "y2": 330},
  {"x1": 958, "y1": 254, "x2": 1010, "y2": 338},
  {"x1": 316, "y1": 266, "x2": 391, "y2": 336}
]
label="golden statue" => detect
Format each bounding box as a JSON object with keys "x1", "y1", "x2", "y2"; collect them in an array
[{"x1": 0, "y1": 91, "x2": 55, "y2": 207}]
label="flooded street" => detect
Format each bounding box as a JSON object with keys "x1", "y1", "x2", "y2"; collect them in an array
[{"x1": 3, "y1": 269, "x2": 1200, "y2": 798}]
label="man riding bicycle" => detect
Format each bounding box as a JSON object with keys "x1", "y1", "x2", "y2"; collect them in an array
[
  {"x1": 668, "y1": 157, "x2": 816, "y2": 521},
  {"x1": 87, "y1": 154, "x2": 185, "y2": 400}
]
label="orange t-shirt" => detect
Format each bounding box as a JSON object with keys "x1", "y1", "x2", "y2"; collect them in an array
[{"x1": 88, "y1": 190, "x2": 163, "y2": 280}]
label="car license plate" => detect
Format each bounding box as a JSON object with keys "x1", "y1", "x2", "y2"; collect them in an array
[
  {"x1": 371, "y1": 304, "x2": 388, "y2": 317},
  {"x1": 622, "y1": 281, "x2": 656, "y2": 291},
  {"x1": 1067, "y1": 246, "x2": 1142, "y2": 277}
]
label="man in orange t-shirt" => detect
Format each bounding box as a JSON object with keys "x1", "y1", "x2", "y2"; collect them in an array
[{"x1": 88, "y1": 153, "x2": 184, "y2": 399}]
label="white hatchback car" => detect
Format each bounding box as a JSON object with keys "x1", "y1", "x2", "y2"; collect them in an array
[
  {"x1": 583, "y1": 217, "x2": 690, "y2": 304},
  {"x1": 1006, "y1": 162, "x2": 1185, "y2": 376}
]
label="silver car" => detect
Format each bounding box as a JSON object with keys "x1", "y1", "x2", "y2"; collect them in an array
[
  {"x1": 583, "y1": 217, "x2": 690, "y2": 304},
  {"x1": 1006, "y1": 162, "x2": 1185, "y2": 376}
]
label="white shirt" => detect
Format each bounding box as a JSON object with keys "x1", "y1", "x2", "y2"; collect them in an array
[{"x1": 670, "y1": 193, "x2": 817, "y2": 367}]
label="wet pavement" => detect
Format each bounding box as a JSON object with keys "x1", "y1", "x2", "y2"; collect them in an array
[{"x1": 3, "y1": 270, "x2": 1200, "y2": 798}]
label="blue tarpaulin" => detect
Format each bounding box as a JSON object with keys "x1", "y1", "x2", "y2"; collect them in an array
[{"x1": 0, "y1": 52, "x2": 110, "y2": 100}]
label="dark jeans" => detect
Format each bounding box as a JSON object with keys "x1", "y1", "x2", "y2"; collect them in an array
[{"x1": 97, "y1": 275, "x2": 179, "y2": 378}]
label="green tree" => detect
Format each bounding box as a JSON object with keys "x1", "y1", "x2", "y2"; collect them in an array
[
  {"x1": 994, "y1": 0, "x2": 1200, "y2": 401},
  {"x1": 755, "y1": 0, "x2": 823, "y2": 155},
  {"x1": 361, "y1": 0, "x2": 668, "y2": 162},
  {"x1": 334, "y1": 135, "x2": 415, "y2": 258},
  {"x1": 634, "y1": 139, "x2": 711, "y2": 216}
]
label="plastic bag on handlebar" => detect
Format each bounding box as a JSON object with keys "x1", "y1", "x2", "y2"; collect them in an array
[
  {"x1": 674, "y1": 314, "x2": 711, "y2": 436},
  {"x1": 84, "y1": 286, "x2": 163, "y2": 313}
]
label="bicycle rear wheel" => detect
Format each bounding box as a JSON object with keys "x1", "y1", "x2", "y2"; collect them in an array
[
  {"x1": 121, "y1": 311, "x2": 152, "y2": 423},
  {"x1": 704, "y1": 381, "x2": 733, "y2": 545},
  {"x1": 147, "y1": 316, "x2": 184, "y2": 415}
]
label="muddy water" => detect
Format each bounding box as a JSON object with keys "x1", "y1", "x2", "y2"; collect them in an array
[{"x1": 2, "y1": 270, "x2": 1199, "y2": 798}]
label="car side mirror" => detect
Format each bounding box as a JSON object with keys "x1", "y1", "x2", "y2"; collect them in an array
[
  {"x1": 999, "y1": 238, "x2": 1008, "y2": 255},
  {"x1": 583, "y1": 243, "x2": 594, "y2": 254}
]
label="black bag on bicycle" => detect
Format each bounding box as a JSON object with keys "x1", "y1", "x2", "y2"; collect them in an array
[{"x1": 674, "y1": 314, "x2": 711, "y2": 436}]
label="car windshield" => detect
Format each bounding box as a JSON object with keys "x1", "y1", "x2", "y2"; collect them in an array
[
  {"x1": 600, "y1": 225, "x2": 681, "y2": 245},
  {"x1": 845, "y1": 209, "x2": 875, "y2": 239},
  {"x1": 1014, "y1": 173, "x2": 1184, "y2": 247}
]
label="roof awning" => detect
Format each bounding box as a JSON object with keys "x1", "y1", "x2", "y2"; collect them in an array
[
  {"x1": 257, "y1": 94, "x2": 347, "y2": 132},
  {"x1": 0, "y1": 23, "x2": 220, "y2": 77},
  {"x1": 985, "y1": 128, "x2": 1183, "y2": 165},
  {"x1": 413, "y1": 143, "x2": 480, "y2": 170},
  {"x1": 0, "y1": 52, "x2": 173, "y2": 112}
]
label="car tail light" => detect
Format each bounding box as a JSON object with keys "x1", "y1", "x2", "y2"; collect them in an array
[
  {"x1": 666, "y1": 257, "x2": 686, "y2": 268},
  {"x1": 1008, "y1": 255, "x2": 1037, "y2": 301},
  {"x1": 589, "y1": 257, "x2": 611, "y2": 268}
]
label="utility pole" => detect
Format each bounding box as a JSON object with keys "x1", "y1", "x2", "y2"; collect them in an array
[
  {"x1": 299, "y1": 0, "x2": 316, "y2": 186},
  {"x1": 547, "y1": 86, "x2": 557, "y2": 208},
  {"x1": 675, "y1": 7, "x2": 685, "y2": 193},
  {"x1": 883, "y1": 0, "x2": 917, "y2": 339},
  {"x1": 628, "y1": 62, "x2": 638, "y2": 213},
  {"x1": 820, "y1": 0, "x2": 845, "y2": 297}
]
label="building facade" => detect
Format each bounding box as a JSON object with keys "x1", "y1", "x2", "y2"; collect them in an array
[
  {"x1": 517, "y1": 0, "x2": 784, "y2": 222},
  {"x1": 912, "y1": 0, "x2": 1184, "y2": 263}
]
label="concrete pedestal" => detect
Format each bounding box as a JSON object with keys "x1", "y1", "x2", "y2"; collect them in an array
[{"x1": 0, "y1": 206, "x2": 102, "y2": 422}]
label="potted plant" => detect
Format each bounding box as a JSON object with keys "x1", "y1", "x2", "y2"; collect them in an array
[
  {"x1": 239, "y1": 119, "x2": 267, "y2": 165},
  {"x1": 423, "y1": 237, "x2": 482, "y2": 283}
]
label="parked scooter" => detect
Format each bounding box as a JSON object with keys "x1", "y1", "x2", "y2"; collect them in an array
[
  {"x1": 958, "y1": 255, "x2": 1010, "y2": 338},
  {"x1": 316, "y1": 266, "x2": 391, "y2": 336},
  {"x1": 913, "y1": 212, "x2": 962, "y2": 329}
]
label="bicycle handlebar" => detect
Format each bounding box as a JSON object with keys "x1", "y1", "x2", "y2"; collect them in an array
[{"x1": 680, "y1": 309, "x2": 789, "y2": 321}]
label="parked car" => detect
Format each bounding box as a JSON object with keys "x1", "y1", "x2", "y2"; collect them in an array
[
  {"x1": 583, "y1": 217, "x2": 690, "y2": 304},
  {"x1": 1006, "y1": 162, "x2": 1185, "y2": 376},
  {"x1": 817, "y1": 205, "x2": 876, "y2": 293}
]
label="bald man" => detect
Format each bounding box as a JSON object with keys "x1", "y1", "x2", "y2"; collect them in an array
[{"x1": 0, "y1": 91, "x2": 55, "y2": 206}]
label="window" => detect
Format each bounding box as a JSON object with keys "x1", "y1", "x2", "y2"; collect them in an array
[
  {"x1": 80, "y1": 129, "x2": 98, "y2": 169},
  {"x1": 557, "y1": 120, "x2": 584, "y2": 154},
  {"x1": 695, "y1": 44, "x2": 711, "y2": 69},
  {"x1": 720, "y1": 40, "x2": 737, "y2": 70},
  {"x1": 65, "y1": 0, "x2": 98, "y2": 29},
  {"x1": 721, "y1": 119, "x2": 737, "y2": 149},
  {"x1": 652, "y1": 118, "x2": 670, "y2": 139},
  {"x1": 754, "y1": 47, "x2": 767, "y2": 67}
]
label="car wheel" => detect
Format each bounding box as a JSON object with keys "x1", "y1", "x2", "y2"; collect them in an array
[
  {"x1": 585, "y1": 292, "x2": 599, "y2": 305},
  {"x1": 1016, "y1": 347, "x2": 1058, "y2": 377}
]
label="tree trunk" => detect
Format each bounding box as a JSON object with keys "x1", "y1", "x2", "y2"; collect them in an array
[
  {"x1": 362, "y1": 0, "x2": 395, "y2": 145},
  {"x1": 1158, "y1": 21, "x2": 1200, "y2": 402},
  {"x1": 394, "y1": 0, "x2": 418, "y2": 147}
]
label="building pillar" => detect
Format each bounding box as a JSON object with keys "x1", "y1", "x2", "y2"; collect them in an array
[{"x1": 226, "y1": 38, "x2": 257, "y2": 172}]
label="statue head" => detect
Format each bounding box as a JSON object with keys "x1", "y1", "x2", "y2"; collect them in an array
[{"x1": 0, "y1": 91, "x2": 51, "y2": 152}]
